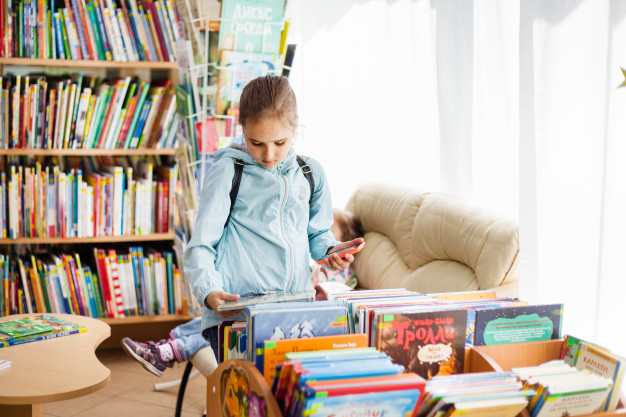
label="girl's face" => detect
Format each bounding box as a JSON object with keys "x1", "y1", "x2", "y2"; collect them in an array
[{"x1": 243, "y1": 117, "x2": 294, "y2": 170}]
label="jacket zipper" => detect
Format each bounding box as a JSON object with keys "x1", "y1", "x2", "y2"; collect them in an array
[{"x1": 278, "y1": 170, "x2": 295, "y2": 290}]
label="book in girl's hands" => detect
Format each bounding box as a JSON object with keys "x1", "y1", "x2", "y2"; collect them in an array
[
  {"x1": 0, "y1": 315, "x2": 87, "y2": 348},
  {"x1": 217, "y1": 290, "x2": 315, "y2": 311},
  {"x1": 473, "y1": 303, "x2": 564, "y2": 346}
]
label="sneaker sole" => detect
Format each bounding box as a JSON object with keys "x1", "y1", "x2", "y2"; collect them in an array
[{"x1": 120, "y1": 340, "x2": 164, "y2": 377}]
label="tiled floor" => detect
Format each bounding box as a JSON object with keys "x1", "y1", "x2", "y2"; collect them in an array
[{"x1": 44, "y1": 349, "x2": 207, "y2": 417}]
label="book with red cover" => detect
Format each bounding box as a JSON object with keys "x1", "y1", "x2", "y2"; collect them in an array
[{"x1": 376, "y1": 307, "x2": 467, "y2": 380}]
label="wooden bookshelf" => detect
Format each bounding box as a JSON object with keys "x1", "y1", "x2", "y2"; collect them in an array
[
  {"x1": 0, "y1": 148, "x2": 177, "y2": 156},
  {"x1": 0, "y1": 57, "x2": 177, "y2": 70},
  {"x1": 0, "y1": 233, "x2": 175, "y2": 244}
]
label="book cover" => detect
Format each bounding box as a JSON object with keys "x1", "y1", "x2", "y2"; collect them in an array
[
  {"x1": 473, "y1": 303, "x2": 564, "y2": 346},
  {"x1": 575, "y1": 343, "x2": 625, "y2": 411},
  {"x1": 215, "y1": 50, "x2": 282, "y2": 115},
  {"x1": 302, "y1": 387, "x2": 421, "y2": 417},
  {"x1": 0, "y1": 314, "x2": 87, "y2": 347},
  {"x1": 377, "y1": 308, "x2": 467, "y2": 380},
  {"x1": 261, "y1": 333, "x2": 368, "y2": 385},
  {"x1": 217, "y1": 0, "x2": 285, "y2": 54}
]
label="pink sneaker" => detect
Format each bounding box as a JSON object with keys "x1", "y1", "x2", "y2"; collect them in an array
[{"x1": 121, "y1": 337, "x2": 173, "y2": 376}]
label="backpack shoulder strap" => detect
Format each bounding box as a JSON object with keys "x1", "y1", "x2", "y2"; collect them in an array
[
  {"x1": 296, "y1": 155, "x2": 314, "y2": 204},
  {"x1": 225, "y1": 158, "x2": 245, "y2": 229},
  {"x1": 226, "y1": 156, "x2": 315, "y2": 229}
]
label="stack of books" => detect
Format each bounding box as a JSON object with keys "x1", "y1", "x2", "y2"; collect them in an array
[
  {"x1": 416, "y1": 371, "x2": 534, "y2": 417},
  {"x1": 0, "y1": 314, "x2": 86, "y2": 347},
  {"x1": 271, "y1": 348, "x2": 426, "y2": 417}
]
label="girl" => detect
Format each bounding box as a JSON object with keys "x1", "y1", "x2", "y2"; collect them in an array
[{"x1": 185, "y1": 75, "x2": 364, "y2": 360}]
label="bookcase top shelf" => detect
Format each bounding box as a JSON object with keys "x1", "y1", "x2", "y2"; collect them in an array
[
  {"x1": 0, "y1": 233, "x2": 175, "y2": 244},
  {"x1": 0, "y1": 58, "x2": 178, "y2": 70},
  {"x1": 0, "y1": 149, "x2": 176, "y2": 156}
]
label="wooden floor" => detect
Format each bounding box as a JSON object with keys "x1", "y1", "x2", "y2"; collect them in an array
[{"x1": 44, "y1": 348, "x2": 207, "y2": 417}]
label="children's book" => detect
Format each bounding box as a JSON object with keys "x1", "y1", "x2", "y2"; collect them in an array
[
  {"x1": 217, "y1": 289, "x2": 315, "y2": 311},
  {"x1": 301, "y1": 388, "x2": 421, "y2": 417},
  {"x1": 574, "y1": 342, "x2": 625, "y2": 411},
  {"x1": 261, "y1": 333, "x2": 367, "y2": 385},
  {"x1": 560, "y1": 334, "x2": 609, "y2": 366},
  {"x1": 0, "y1": 314, "x2": 87, "y2": 347},
  {"x1": 473, "y1": 303, "x2": 564, "y2": 346},
  {"x1": 215, "y1": 50, "x2": 282, "y2": 115},
  {"x1": 245, "y1": 300, "x2": 347, "y2": 363},
  {"x1": 441, "y1": 396, "x2": 528, "y2": 417},
  {"x1": 376, "y1": 307, "x2": 467, "y2": 380},
  {"x1": 217, "y1": 0, "x2": 285, "y2": 55}
]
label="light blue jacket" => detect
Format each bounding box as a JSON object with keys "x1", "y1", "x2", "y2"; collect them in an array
[{"x1": 184, "y1": 144, "x2": 338, "y2": 331}]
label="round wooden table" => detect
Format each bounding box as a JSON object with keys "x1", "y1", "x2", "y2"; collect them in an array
[{"x1": 0, "y1": 314, "x2": 111, "y2": 417}]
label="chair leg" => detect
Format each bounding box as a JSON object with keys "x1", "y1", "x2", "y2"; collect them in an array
[
  {"x1": 175, "y1": 361, "x2": 194, "y2": 417},
  {"x1": 153, "y1": 369, "x2": 200, "y2": 391}
]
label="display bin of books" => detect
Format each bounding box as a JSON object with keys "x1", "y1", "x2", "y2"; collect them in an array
[
  {"x1": 205, "y1": 345, "x2": 528, "y2": 417},
  {"x1": 473, "y1": 339, "x2": 626, "y2": 417}
]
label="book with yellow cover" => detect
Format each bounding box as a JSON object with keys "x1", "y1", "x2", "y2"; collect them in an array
[{"x1": 261, "y1": 333, "x2": 367, "y2": 385}]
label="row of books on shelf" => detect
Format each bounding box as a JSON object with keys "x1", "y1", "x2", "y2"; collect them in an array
[
  {"x1": 0, "y1": 246, "x2": 185, "y2": 318},
  {"x1": 0, "y1": 0, "x2": 184, "y2": 61},
  {"x1": 0, "y1": 313, "x2": 86, "y2": 347},
  {"x1": 0, "y1": 160, "x2": 176, "y2": 238},
  {"x1": 0, "y1": 74, "x2": 178, "y2": 150}
]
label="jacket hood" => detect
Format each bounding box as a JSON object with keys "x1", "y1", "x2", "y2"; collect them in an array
[{"x1": 214, "y1": 143, "x2": 298, "y2": 172}]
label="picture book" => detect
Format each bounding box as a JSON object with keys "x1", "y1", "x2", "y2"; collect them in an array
[
  {"x1": 0, "y1": 314, "x2": 87, "y2": 347},
  {"x1": 245, "y1": 300, "x2": 347, "y2": 363},
  {"x1": 473, "y1": 303, "x2": 564, "y2": 346},
  {"x1": 261, "y1": 333, "x2": 368, "y2": 385},
  {"x1": 301, "y1": 388, "x2": 421, "y2": 417},
  {"x1": 217, "y1": 289, "x2": 315, "y2": 311},
  {"x1": 376, "y1": 307, "x2": 467, "y2": 380},
  {"x1": 561, "y1": 334, "x2": 609, "y2": 366},
  {"x1": 217, "y1": 0, "x2": 285, "y2": 55},
  {"x1": 215, "y1": 50, "x2": 283, "y2": 115},
  {"x1": 574, "y1": 342, "x2": 625, "y2": 411},
  {"x1": 441, "y1": 397, "x2": 528, "y2": 417}
]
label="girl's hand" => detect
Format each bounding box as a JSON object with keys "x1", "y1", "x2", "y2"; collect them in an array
[
  {"x1": 205, "y1": 291, "x2": 243, "y2": 318},
  {"x1": 324, "y1": 238, "x2": 365, "y2": 271}
]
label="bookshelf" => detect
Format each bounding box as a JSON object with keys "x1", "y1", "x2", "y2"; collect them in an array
[{"x1": 0, "y1": 44, "x2": 191, "y2": 346}]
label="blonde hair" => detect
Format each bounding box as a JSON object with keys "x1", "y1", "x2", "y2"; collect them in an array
[
  {"x1": 239, "y1": 75, "x2": 298, "y2": 131},
  {"x1": 333, "y1": 208, "x2": 363, "y2": 242}
]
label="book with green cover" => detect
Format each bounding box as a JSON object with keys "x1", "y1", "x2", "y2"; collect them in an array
[
  {"x1": 217, "y1": 0, "x2": 285, "y2": 55},
  {"x1": 0, "y1": 314, "x2": 87, "y2": 348}
]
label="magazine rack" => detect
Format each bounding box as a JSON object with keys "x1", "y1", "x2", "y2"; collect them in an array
[{"x1": 206, "y1": 342, "x2": 626, "y2": 417}]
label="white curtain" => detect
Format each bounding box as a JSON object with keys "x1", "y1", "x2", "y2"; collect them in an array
[{"x1": 287, "y1": 0, "x2": 626, "y2": 352}]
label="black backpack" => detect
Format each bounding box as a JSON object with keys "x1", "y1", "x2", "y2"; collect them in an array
[{"x1": 224, "y1": 156, "x2": 314, "y2": 228}]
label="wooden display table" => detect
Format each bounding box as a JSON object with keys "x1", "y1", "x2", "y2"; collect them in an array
[{"x1": 0, "y1": 314, "x2": 111, "y2": 417}]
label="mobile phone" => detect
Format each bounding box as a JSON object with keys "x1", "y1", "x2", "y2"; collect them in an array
[{"x1": 316, "y1": 241, "x2": 364, "y2": 265}]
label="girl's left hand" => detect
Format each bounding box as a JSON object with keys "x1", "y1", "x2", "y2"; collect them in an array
[{"x1": 324, "y1": 238, "x2": 365, "y2": 271}]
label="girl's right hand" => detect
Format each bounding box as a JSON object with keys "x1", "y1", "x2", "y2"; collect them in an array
[{"x1": 205, "y1": 291, "x2": 243, "y2": 318}]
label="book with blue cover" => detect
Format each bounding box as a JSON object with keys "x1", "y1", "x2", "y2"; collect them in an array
[{"x1": 245, "y1": 300, "x2": 347, "y2": 363}]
